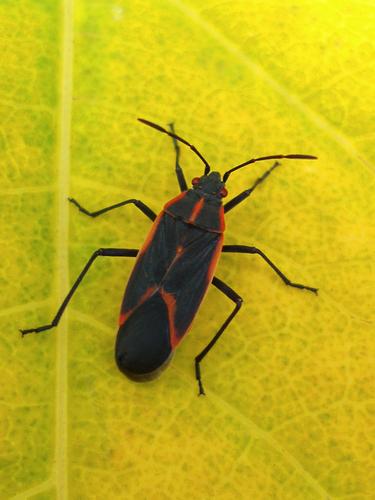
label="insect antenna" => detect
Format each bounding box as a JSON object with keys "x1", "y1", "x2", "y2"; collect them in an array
[
  {"x1": 223, "y1": 154, "x2": 317, "y2": 182},
  {"x1": 138, "y1": 118, "x2": 211, "y2": 175}
]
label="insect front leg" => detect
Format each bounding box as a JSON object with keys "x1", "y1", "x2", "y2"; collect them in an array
[
  {"x1": 20, "y1": 248, "x2": 138, "y2": 336},
  {"x1": 68, "y1": 198, "x2": 156, "y2": 221},
  {"x1": 222, "y1": 245, "x2": 318, "y2": 294},
  {"x1": 169, "y1": 123, "x2": 188, "y2": 192},
  {"x1": 195, "y1": 277, "x2": 243, "y2": 396},
  {"x1": 224, "y1": 161, "x2": 280, "y2": 213}
]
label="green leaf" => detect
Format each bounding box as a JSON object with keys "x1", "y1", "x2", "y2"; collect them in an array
[{"x1": 1, "y1": 0, "x2": 374, "y2": 498}]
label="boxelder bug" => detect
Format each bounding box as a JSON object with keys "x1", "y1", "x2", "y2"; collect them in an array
[{"x1": 21, "y1": 118, "x2": 318, "y2": 395}]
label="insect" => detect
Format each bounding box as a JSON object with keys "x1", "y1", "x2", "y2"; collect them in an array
[{"x1": 21, "y1": 118, "x2": 318, "y2": 395}]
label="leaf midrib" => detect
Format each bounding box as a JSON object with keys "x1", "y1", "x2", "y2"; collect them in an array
[{"x1": 54, "y1": 0, "x2": 74, "y2": 498}]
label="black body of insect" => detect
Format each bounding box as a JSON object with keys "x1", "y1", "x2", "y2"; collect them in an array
[{"x1": 21, "y1": 118, "x2": 318, "y2": 395}]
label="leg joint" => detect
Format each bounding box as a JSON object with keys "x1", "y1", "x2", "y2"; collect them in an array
[
  {"x1": 235, "y1": 297, "x2": 243, "y2": 308},
  {"x1": 95, "y1": 248, "x2": 105, "y2": 257}
]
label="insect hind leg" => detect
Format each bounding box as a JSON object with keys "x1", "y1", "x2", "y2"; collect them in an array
[{"x1": 195, "y1": 277, "x2": 243, "y2": 395}]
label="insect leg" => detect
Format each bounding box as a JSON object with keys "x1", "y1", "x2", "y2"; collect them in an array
[
  {"x1": 222, "y1": 245, "x2": 318, "y2": 294},
  {"x1": 224, "y1": 161, "x2": 280, "y2": 213},
  {"x1": 68, "y1": 198, "x2": 156, "y2": 221},
  {"x1": 195, "y1": 276, "x2": 243, "y2": 396},
  {"x1": 169, "y1": 123, "x2": 188, "y2": 192},
  {"x1": 20, "y1": 248, "x2": 138, "y2": 336}
]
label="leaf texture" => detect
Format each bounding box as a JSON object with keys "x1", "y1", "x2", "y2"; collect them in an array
[{"x1": 1, "y1": 0, "x2": 374, "y2": 498}]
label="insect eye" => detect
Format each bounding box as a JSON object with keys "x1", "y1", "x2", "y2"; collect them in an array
[
  {"x1": 219, "y1": 187, "x2": 228, "y2": 198},
  {"x1": 192, "y1": 177, "x2": 200, "y2": 186}
]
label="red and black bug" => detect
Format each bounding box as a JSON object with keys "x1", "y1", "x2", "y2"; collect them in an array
[{"x1": 21, "y1": 118, "x2": 318, "y2": 395}]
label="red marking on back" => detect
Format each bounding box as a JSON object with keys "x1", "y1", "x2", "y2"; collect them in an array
[
  {"x1": 188, "y1": 197, "x2": 204, "y2": 224},
  {"x1": 207, "y1": 234, "x2": 224, "y2": 285},
  {"x1": 119, "y1": 286, "x2": 157, "y2": 326},
  {"x1": 164, "y1": 191, "x2": 187, "y2": 210},
  {"x1": 160, "y1": 289, "x2": 179, "y2": 349},
  {"x1": 138, "y1": 212, "x2": 163, "y2": 258},
  {"x1": 218, "y1": 205, "x2": 225, "y2": 232}
]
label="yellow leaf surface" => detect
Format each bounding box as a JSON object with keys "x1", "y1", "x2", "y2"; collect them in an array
[{"x1": 1, "y1": 1, "x2": 374, "y2": 498}]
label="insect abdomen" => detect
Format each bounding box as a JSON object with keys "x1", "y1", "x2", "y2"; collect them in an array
[{"x1": 115, "y1": 292, "x2": 173, "y2": 381}]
